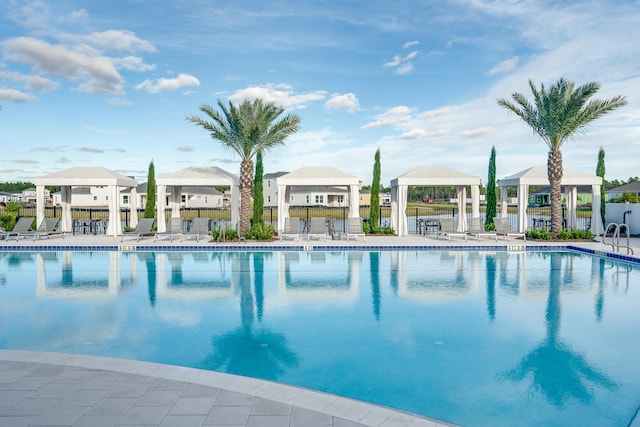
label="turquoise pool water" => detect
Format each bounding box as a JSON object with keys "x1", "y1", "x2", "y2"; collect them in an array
[{"x1": 1, "y1": 249, "x2": 639, "y2": 427}]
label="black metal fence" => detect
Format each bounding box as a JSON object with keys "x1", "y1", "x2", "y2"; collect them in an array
[{"x1": 16, "y1": 204, "x2": 593, "y2": 234}]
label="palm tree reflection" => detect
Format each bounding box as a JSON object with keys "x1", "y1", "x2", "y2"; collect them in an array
[
  {"x1": 503, "y1": 253, "x2": 615, "y2": 405},
  {"x1": 201, "y1": 252, "x2": 298, "y2": 381}
]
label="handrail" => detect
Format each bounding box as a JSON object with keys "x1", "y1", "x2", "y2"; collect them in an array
[{"x1": 603, "y1": 222, "x2": 634, "y2": 255}]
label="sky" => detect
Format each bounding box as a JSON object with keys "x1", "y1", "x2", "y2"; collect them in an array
[{"x1": 1, "y1": 0, "x2": 639, "y2": 186}]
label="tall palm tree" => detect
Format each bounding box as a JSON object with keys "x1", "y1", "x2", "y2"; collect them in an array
[
  {"x1": 497, "y1": 78, "x2": 626, "y2": 238},
  {"x1": 187, "y1": 99, "x2": 301, "y2": 235}
]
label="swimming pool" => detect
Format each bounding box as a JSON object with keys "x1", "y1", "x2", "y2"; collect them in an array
[{"x1": 1, "y1": 249, "x2": 639, "y2": 427}]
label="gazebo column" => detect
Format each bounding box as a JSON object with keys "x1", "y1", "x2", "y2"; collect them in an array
[
  {"x1": 170, "y1": 185, "x2": 182, "y2": 218},
  {"x1": 500, "y1": 186, "x2": 509, "y2": 218},
  {"x1": 391, "y1": 184, "x2": 408, "y2": 236},
  {"x1": 471, "y1": 185, "x2": 480, "y2": 218},
  {"x1": 106, "y1": 185, "x2": 122, "y2": 236},
  {"x1": 456, "y1": 186, "x2": 467, "y2": 232},
  {"x1": 517, "y1": 184, "x2": 529, "y2": 232},
  {"x1": 348, "y1": 184, "x2": 359, "y2": 218},
  {"x1": 591, "y1": 184, "x2": 604, "y2": 236},
  {"x1": 156, "y1": 185, "x2": 167, "y2": 232},
  {"x1": 61, "y1": 186, "x2": 72, "y2": 233},
  {"x1": 277, "y1": 184, "x2": 289, "y2": 233},
  {"x1": 565, "y1": 185, "x2": 577, "y2": 229},
  {"x1": 130, "y1": 187, "x2": 139, "y2": 229},
  {"x1": 36, "y1": 185, "x2": 45, "y2": 229}
]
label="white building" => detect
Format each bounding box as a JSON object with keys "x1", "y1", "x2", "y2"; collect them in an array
[{"x1": 263, "y1": 171, "x2": 357, "y2": 207}]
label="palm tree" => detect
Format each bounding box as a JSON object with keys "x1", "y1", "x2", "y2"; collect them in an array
[
  {"x1": 497, "y1": 78, "x2": 626, "y2": 238},
  {"x1": 187, "y1": 99, "x2": 301, "y2": 235}
]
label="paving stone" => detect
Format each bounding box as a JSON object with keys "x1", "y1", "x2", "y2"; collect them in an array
[
  {"x1": 150, "y1": 378, "x2": 189, "y2": 391},
  {"x1": 291, "y1": 407, "x2": 333, "y2": 424},
  {"x1": 159, "y1": 414, "x2": 208, "y2": 427},
  {"x1": 204, "y1": 405, "x2": 252, "y2": 425},
  {"x1": 72, "y1": 414, "x2": 121, "y2": 427},
  {"x1": 246, "y1": 415, "x2": 291, "y2": 427},
  {"x1": 2, "y1": 398, "x2": 59, "y2": 416},
  {"x1": 86, "y1": 397, "x2": 137, "y2": 416},
  {"x1": 251, "y1": 397, "x2": 292, "y2": 416},
  {"x1": 136, "y1": 390, "x2": 182, "y2": 407},
  {"x1": 169, "y1": 397, "x2": 216, "y2": 415},
  {"x1": 0, "y1": 416, "x2": 39, "y2": 427},
  {"x1": 30, "y1": 405, "x2": 89, "y2": 425},
  {"x1": 214, "y1": 390, "x2": 254, "y2": 406},
  {"x1": 181, "y1": 383, "x2": 222, "y2": 398},
  {"x1": 119, "y1": 405, "x2": 170, "y2": 425},
  {"x1": 58, "y1": 389, "x2": 108, "y2": 406}
]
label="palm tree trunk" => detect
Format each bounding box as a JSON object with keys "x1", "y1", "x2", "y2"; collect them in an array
[
  {"x1": 240, "y1": 159, "x2": 254, "y2": 236},
  {"x1": 547, "y1": 149, "x2": 563, "y2": 238}
]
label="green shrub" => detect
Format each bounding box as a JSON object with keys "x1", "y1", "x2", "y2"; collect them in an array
[
  {"x1": 123, "y1": 226, "x2": 135, "y2": 232},
  {"x1": 525, "y1": 229, "x2": 553, "y2": 240},
  {"x1": 383, "y1": 226, "x2": 395, "y2": 234},
  {"x1": 212, "y1": 225, "x2": 240, "y2": 241},
  {"x1": 526, "y1": 228, "x2": 593, "y2": 240},
  {"x1": 0, "y1": 215, "x2": 16, "y2": 231},
  {"x1": 244, "y1": 223, "x2": 275, "y2": 240}
]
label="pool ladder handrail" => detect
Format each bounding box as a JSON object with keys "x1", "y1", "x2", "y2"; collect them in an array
[{"x1": 603, "y1": 222, "x2": 634, "y2": 255}]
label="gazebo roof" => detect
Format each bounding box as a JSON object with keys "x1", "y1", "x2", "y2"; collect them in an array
[
  {"x1": 34, "y1": 166, "x2": 137, "y2": 187},
  {"x1": 156, "y1": 166, "x2": 239, "y2": 186},
  {"x1": 277, "y1": 166, "x2": 359, "y2": 186},
  {"x1": 391, "y1": 166, "x2": 481, "y2": 186},
  {"x1": 498, "y1": 166, "x2": 602, "y2": 187}
]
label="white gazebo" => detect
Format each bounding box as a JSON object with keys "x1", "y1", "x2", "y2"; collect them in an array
[
  {"x1": 155, "y1": 166, "x2": 240, "y2": 232},
  {"x1": 34, "y1": 167, "x2": 138, "y2": 236},
  {"x1": 497, "y1": 166, "x2": 604, "y2": 235},
  {"x1": 276, "y1": 166, "x2": 360, "y2": 233},
  {"x1": 390, "y1": 166, "x2": 481, "y2": 236}
]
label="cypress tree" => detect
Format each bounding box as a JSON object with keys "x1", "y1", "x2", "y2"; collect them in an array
[
  {"x1": 369, "y1": 149, "x2": 381, "y2": 229},
  {"x1": 596, "y1": 147, "x2": 606, "y2": 225},
  {"x1": 252, "y1": 151, "x2": 264, "y2": 226},
  {"x1": 144, "y1": 160, "x2": 156, "y2": 219},
  {"x1": 485, "y1": 146, "x2": 497, "y2": 230}
]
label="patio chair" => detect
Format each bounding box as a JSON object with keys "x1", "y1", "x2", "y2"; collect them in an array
[
  {"x1": 345, "y1": 217, "x2": 365, "y2": 241},
  {"x1": 280, "y1": 217, "x2": 301, "y2": 241},
  {"x1": 493, "y1": 217, "x2": 526, "y2": 242},
  {"x1": 466, "y1": 217, "x2": 497, "y2": 241},
  {"x1": 25, "y1": 217, "x2": 64, "y2": 241},
  {"x1": 121, "y1": 218, "x2": 155, "y2": 242},
  {"x1": 155, "y1": 217, "x2": 183, "y2": 242},
  {"x1": 437, "y1": 218, "x2": 467, "y2": 241},
  {"x1": 307, "y1": 217, "x2": 328, "y2": 241},
  {"x1": 182, "y1": 217, "x2": 210, "y2": 242},
  {"x1": 4, "y1": 217, "x2": 35, "y2": 241}
]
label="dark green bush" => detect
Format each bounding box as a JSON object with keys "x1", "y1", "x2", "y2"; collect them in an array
[{"x1": 244, "y1": 223, "x2": 275, "y2": 240}]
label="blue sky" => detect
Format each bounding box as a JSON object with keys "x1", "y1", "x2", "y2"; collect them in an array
[{"x1": 1, "y1": 0, "x2": 638, "y2": 186}]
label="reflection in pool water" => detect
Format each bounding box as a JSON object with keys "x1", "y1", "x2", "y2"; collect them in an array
[{"x1": 0, "y1": 249, "x2": 639, "y2": 427}]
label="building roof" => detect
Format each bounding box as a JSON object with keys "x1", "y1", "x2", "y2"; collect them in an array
[
  {"x1": 391, "y1": 166, "x2": 481, "y2": 186},
  {"x1": 264, "y1": 171, "x2": 289, "y2": 179},
  {"x1": 156, "y1": 166, "x2": 238, "y2": 186},
  {"x1": 277, "y1": 167, "x2": 359, "y2": 186},
  {"x1": 498, "y1": 166, "x2": 601, "y2": 187},
  {"x1": 606, "y1": 181, "x2": 640, "y2": 193},
  {"x1": 34, "y1": 167, "x2": 138, "y2": 187}
]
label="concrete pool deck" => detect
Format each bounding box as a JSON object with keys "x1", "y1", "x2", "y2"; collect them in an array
[{"x1": 1, "y1": 233, "x2": 639, "y2": 426}]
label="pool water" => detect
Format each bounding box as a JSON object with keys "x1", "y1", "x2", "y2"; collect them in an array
[{"x1": 1, "y1": 249, "x2": 639, "y2": 427}]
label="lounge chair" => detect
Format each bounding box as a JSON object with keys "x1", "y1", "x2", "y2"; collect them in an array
[
  {"x1": 155, "y1": 217, "x2": 183, "y2": 242},
  {"x1": 4, "y1": 217, "x2": 35, "y2": 241},
  {"x1": 182, "y1": 217, "x2": 210, "y2": 242},
  {"x1": 493, "y1": 217, "x2": 526, "y2": 242},
  {"x1": 345, "y1": 217, "x2": 365, "y2": 241},
  {"x1": 437, "y1": 218, "x2": 467, "y2": 241},
  {"x1": 121, "y1": 218, "x2": 155, "y2": 242},
  {"x1": 280, "y1": 217, "x2": 301, "y2": 241},
  {"x1": 466, "y1": 217, "x2": 497, "y2": 241},
  {"x1": 25, "y1": 217, "x2": 64, "y2": 241},
  {"x1": 307, "y1": 217, "x2": 327, "y2": 241}
]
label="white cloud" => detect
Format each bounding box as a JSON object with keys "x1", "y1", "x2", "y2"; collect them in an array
[
  {"x1": 362, "y1": 106, "x2": 413, "y2": 128},
  {"x1": 80, "y1": 30, "x2": 156, "y2": 53},
  {"x1": 229, "y1": 83, "x2": 327, "y2": 109},
  {"x1": 177, "y1": 146, "x2": 195, "y2": 152},
  {"x1": 3, "y1": 37, "x2": 125, "y2": 95},
  {"x1": 0, "y1": 70, "x2": 59, "y2": 93},
  {"x1": 325, "y1": 93, "x2": 360, "y2": 113},
  {"x1": 384, "y1": 50, "x2": 418, "y2": 75},
  {"x1": 71, "y1": 9, "x2": 88, "y2": 20},
  {"x1": 487, "y1": 56, "x2": 519, "y2": 76},
  {"x1": 401, "y1": 129, "x2": 449, "y2": 139},
  {"x1": 0, "y1": 88, "x2": 37, "y2": 103},
  {"x1": 403, "y1": 40, "x2": 419, "y2": 49},
  {"x1": 135, "y1": 73, "x2": 200, "y2": 94},
  {"x1": 461, "y1": 127, "x2": 495, "y2": 138}
]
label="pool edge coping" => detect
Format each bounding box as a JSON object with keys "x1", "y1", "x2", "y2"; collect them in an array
[{"x1": 0, "y1": 349, "x2": 457, "y2": 427}]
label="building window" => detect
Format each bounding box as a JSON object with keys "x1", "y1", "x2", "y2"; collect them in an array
[
  {"x1": 268, "y1": 180, "x2": 271, "y2": 187},
  {"x1": 315, "y1": 195, "x2": 324, "y2": 204},
  {"x1": 123, "y1": 195, "x2": 129, "y2": 204},
  {"x1": 306, "y1": 195, "x2": 310, "y2": 204},
  {"x1": 268, "y1": 196, "x2": 271, "y2": 203},
  {"x1": 337, "y1": 195, "x2": 344, "y2": 203},
  {"x1": 93, "y1": 196, "x2": 97, "y2": 201}
]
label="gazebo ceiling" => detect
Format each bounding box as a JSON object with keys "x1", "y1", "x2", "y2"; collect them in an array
[
  {"x1": 156, "y1": 166, "x2": 239, "y2": 186},
  {"x1": 34, "y1": 166, "x2": 138, "y2": 187},
  {"x1": 391, "y1": 166, "x2": 481, "y2": 186},
  {"x1": 277, "y1": 166, "x2": 359, "y2": 186},
  {"x1": 498, "y1": 166, "x2": 602, "y2": 187}
]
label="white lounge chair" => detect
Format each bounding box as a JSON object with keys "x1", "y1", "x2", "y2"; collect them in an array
[
  {"x1": 466, "y1": 217, "x2": 497, "y2": 241},
  {"x1": 182, "y1": 217, "x2": 210, "y2": 242},
  {"x1": 280, "y1": 217, "x2": 301, "y2": 241},
  {"x1": 155, "y1": 217, "x2": 183, "y2": 242},
  {"x1": 307, "y1": 217, "x2": 327, "y2": 241},
  {"x1": 437, "y1": 218, "x2": 467, "y2": 241},
  {"x1": 494, "y1": 217, "x2": 526, "y2": 242},
  {"x1": 121, "y1": 218, "x2": 155, "y2": 242},
  {"x1": 345, "y1": 217, "x2": 365, "y2": 241}
]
